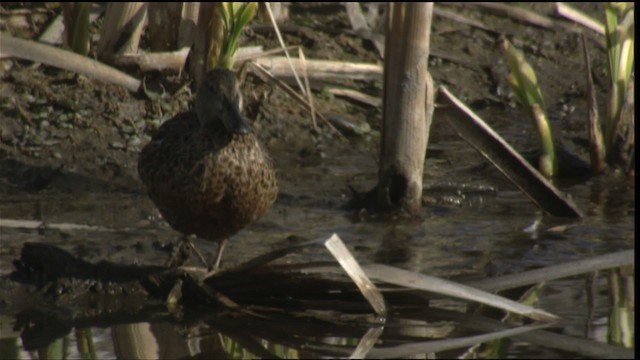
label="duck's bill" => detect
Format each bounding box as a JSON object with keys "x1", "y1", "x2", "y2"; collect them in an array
[{"x1": 222, "y1": 99, "x2": 252, "y2": 134}]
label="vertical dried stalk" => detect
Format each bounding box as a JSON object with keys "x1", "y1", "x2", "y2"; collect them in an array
[
  {"x1": 147, "y1": 2, "x2": 182, "y2": 51},
  {"x1": 257, "y1": 2, "x2": 289, "y2": 23},
  {"x1": 190, "y1": 3, "x2": 222, "y2": 85},
  {"x1": 377, "y1": 2, "x2": 434, "y2": 214},
  {"x1": 97, "y1": 3, "x2": 147, "y2": 59},
  {"x1": 178, "y1": 3, "x2": 200, "y2": 49}
]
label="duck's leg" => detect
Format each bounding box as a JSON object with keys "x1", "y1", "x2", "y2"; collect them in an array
[
  {"x1": 184, "y1": 235, "x2": 210, "y2": 268},
  {"x1": 165, "y1": 235, "x2": 189, "y2": 267},
  {"x1": 203, "y1": 239, "x2": 228, "y2": 278},
  {"x1": 212, "y1": 238, "x2": 228, "y2": 271},
  {"x1": 165, "y1": 234, "x2": 209, "y2": 268}
]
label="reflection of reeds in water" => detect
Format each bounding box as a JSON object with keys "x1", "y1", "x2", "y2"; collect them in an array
[
  {"x1": 10, "y1": 239, "x2": 634, "y2": 358},
  {"x1": 607, "y1": 267, "x2": 634, "y2": 348}
]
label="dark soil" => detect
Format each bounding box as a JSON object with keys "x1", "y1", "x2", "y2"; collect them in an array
[{"x1": 1, "y1": 3, "x2": 610, "y2": 196}]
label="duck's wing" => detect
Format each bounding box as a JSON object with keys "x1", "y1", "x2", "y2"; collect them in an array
[
  {"x1": 138, "y1": 111, "x2": 199, "y2": 184},
  {"x1": 146, "y1": 111, "x2": 199, "y2": 145}
]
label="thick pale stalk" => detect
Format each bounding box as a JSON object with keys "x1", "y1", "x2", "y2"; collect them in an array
[
  {"x1": 377, "y1": 2, "x2": 433, "y2": 214},
  {"x1": 190, "y1": 3, "x2": 221, "y2": 85},
  {"x1": 97, "y1": 3, "x2": 147, "y2": 59},
  {"x1": 1, "y1": 33, "x2": 140, "y2": 92}
]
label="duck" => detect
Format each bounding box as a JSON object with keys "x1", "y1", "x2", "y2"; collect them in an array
[{"x1": 138, "y1": 68, "x2": 278, "y2": 272}]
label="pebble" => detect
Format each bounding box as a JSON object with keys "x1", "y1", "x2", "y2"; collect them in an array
[
  {"x1": 128, "y1": 136, "x2": 142, "y2": 148},
  {"x1": 110, "y1": 142, "x2": 125, "y2": 150}
]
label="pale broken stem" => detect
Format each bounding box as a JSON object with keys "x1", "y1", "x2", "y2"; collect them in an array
[
  {"x1": 234, "y1": 45, "x2": 298, "y2": 64},
  {"x1": 252, "y1": 56, "x2": 383, "y2": 81},
  {"x1": 469, "y1": 250, "x2": 634, "y2": 293},
  {"x1": 349, "y1": 326, "x2": 383, "y2": 359},
  {"x1": 469, "y1": 2, "x2": 555, "y2": 29},
  {"x1": 365, "y1": 264, "x2": 559, "y2": 322},
  {"x1": 344, "y1": 2, "x2": 369, "y2": 32},
  {"x1": 298, "y1": 48, "x2": 317, "y2": 130},
  {"x1": 1, "y1": 218, "x2": 112, "y2": 232},
  {"x1": 302, "y1": 250, "x2": 634, "y2": 295},
  {"x1": 324, "y1": 234, "x2": 387, "y2": 318},
  {"x1": 1, "y1": 33, "x2": 140, "y2": 92},
  {"x1": 265, "y1": 2, "x2": 305, "y2": 95},
  {"x1": 248, "y1": 62, "x2": 348, "y2": 141},
  {"x1": 556, "y1": 2, "x2": 605, "y2": 35},
  {"x1": 327, "y1": 88, "x2": 382, "y2": 108},
  {"x1": 115, "y1": 47, "x2": 191, "y2": 73},
  {"x1": 434, "y1": 6, "x2": 494, "y2": 33}
]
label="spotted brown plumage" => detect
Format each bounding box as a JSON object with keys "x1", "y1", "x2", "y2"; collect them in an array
[{"x1": 138, "y1": 69, "x2": 278, "y2": 271}]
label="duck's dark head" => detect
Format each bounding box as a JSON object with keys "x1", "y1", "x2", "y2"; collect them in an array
[{"x1": 195, "y1": 68, "x2": 252, "y2": 134}]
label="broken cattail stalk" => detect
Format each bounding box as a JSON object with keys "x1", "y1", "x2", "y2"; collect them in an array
[
  {"x1": 253, "y1": 57, "x2": 382, "y2": 81},
  {"x1": 324, "y1": 234, "x2": 387, "y2": 317},
  {"x1": 97, "y1": 3, "x2": 147, "y2": 59}
]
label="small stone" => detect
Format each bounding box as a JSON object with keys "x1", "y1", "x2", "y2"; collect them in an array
[
  {"x1": 128, "y1": 136, "x2": 142, "y2": 148},
  {"x1": 110, "y1": 142, "x2": 125, "y2": 150}
]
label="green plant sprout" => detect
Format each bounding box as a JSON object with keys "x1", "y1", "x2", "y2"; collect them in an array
[
  {"x1": 502, "y1": 38, "x2": 557, "y2": 179},
  {"x1": 604, "y1": 2, "x2": 634, "y2": 154},
  {"x1": 62, "y1": 3, "x2": 91, "y2": 55},
  {"x1": 218, "y1": 2, "x2": 257, "y2": 69}
]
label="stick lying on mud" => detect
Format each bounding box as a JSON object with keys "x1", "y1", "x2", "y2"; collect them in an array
[
  {"x1": 1, "y1": 33, "x2": 140, "y2": 92},
  {"x1": 252, "y1": 56, "x2": 382, "y2": 81},
  {"x1": 0, "y1": 218, "x2": 114, "y2": 232}
]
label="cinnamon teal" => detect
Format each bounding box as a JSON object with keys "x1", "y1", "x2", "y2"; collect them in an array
[{"x1": 138, "y1": 68, "x2": 278, "y2": 271}]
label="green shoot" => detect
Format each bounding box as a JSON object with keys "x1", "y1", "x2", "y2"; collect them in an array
[
  {"x1": 502, "y1": 38, "x2": 557, "y2": 178},
  {"x1": 604, "y1": 2, "x2": 635, "y2": 151},
  {"x1": 62, "y1": 3, "x2": 91, "y2": 55},
  {"x1": 218, "y1": 2, "x2": 257, "y2": 69}
]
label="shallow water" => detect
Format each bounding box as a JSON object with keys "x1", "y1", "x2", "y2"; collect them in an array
[{"x1": 1, "y1": 110, "x2": 634, "y2": 358}]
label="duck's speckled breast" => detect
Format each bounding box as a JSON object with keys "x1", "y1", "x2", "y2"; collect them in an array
[{"x1": 138, "y1": 112, "x2": 278, "y2": 242}]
